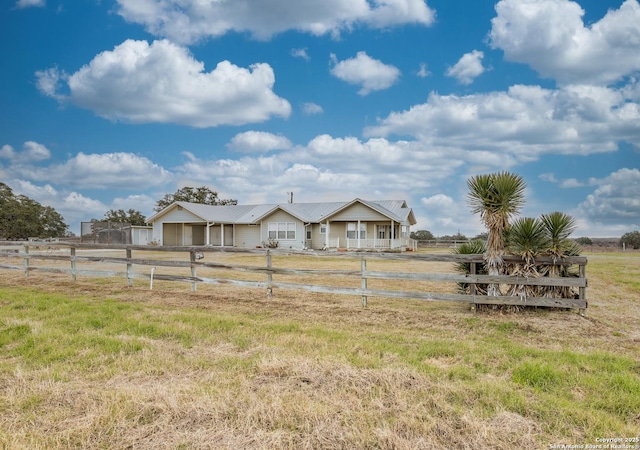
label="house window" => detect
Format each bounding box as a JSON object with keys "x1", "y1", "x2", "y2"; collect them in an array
[
  {"x1": 268, "y1": 222, "x2": 296, "y2": 240},
  {"x1": 347, "y1": 222, "x2": 366, "y2": 239},
  {"x1": 320, "y1": 224, "x2": 327, "y2": 234},
  {"x1": 378, "y1": 225, "x2": 387, "y2": 239}
]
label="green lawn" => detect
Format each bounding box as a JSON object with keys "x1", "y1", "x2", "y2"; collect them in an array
[{"x1": 0, "y1": 252, "x2": 638, "y2": 449}]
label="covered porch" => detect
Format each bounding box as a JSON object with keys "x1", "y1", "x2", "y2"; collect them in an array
[
  {"x1": 319, "y1": 219, "x2": 416, "y2": 251},
  {"x1": 161, "y1": 222, "x2": 234, "y2": 246}
]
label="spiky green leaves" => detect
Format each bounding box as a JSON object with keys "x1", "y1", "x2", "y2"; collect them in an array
[
  {"x1": 540, "y1": 212, "x2": 578, "y2": 258},
  {"x1": 506, "y1": 217, "x2": 551, "y2": 263},
  {"x1": 466, "y1": 171, "x2": 526, "y2": 222}
]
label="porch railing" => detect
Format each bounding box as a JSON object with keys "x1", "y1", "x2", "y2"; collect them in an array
[{"x1": 345, "y1": 238, "x2": 416, "y2": 251}]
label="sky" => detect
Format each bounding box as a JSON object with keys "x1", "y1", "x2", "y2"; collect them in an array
[{"x1": 1, "y1": 0, "x2": 639, "y2": 238}]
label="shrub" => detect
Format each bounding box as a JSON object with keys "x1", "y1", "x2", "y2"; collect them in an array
[
  {"x1": 619, "y1": 231, "x2": 640, "y2": 249},
  {"x1": 575, "y1": 237, "x2": 592, "y2": 246}
]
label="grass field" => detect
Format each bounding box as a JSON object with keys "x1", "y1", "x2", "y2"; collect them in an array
[{"x1": 0, "y1": 250, "x2": 639, "y2": 449}]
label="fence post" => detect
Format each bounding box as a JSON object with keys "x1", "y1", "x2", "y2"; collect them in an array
[
  {"x1": 70, "y1": 247, "x2": 77, "y2": 281},
  {"x1": 266, "y1": 250, "x2": 273, "y2": 299},
  {"x1": 361, "y1": 257, "x2": 367, "y2": 307},
  {"x1": 23, "y1": 245, "x2": 29, "y2": 278},
  {"x1": 190, "y1": 250, "x2": 197, "y2": 292},
  {"x1": 579, "y1": 262, "x2": 587, "y2": 316},
  {"x1": 470, "y1": 261, "x2": 477, "y2": 312},
  {"x1": 126, "y1": 248, "x2": 133, "y2": 287}
]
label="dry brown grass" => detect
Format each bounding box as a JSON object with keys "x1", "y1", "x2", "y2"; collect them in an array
[{"x1": 0, "y1": 249, "x2": 639, "y2": 449}]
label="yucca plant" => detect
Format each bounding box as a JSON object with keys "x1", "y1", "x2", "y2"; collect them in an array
[
  {"x1": 540, "y1": 212, "x2": 581, "y2": 298},
  {"x1": 505, "y1": 217, "x2": 551, "y2": 300},
  {"x1": 452, "y1": 239, "x2": 487, "y2": 295},
  {"x1": 467, "y1": 172, "x2": 526, "y2": 296}
]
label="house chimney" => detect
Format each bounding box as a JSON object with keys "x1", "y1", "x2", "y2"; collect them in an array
[{"x1": 287, "y1": 192, "x2": 293, "y2": 203}]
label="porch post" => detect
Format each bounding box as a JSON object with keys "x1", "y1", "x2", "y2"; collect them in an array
[
  {"x1": 357, "y1": 220, "x2": 361, "y2": 248},
  {"x1": 325, "y1": 221, "x2": 329, "y2": 248},
  {"x1": 206, "y1": 222, "x2": 211, "y2": 246},
  {"x1": 220, "y1": 223, "x2": 224, "y2": 247},
  {"x1": 374, "y1": 224, "x2": 377, "y2": 248}
]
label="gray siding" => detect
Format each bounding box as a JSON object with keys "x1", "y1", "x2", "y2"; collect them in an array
[
  {"x1": 235, "y1": 225, "x2": 261, "y2": 248},
  {"x1": 328, "y1": 222, "x2": 346, "y2": 242},
  {"x1": 152, "y1": 221, "x2": 162, "y2": 244},
  {"x1": 261, "y1": 210, "x2": 305, "y2": 250},
  {"x1": 163, "y1": 223, "x2": 182, "y2": 246},
  {"x1": 207, "y1": 224, "x2": 234, "y2": 246},
  {"x1": 160, "y1": 207, "x2": 205, "y2": 223},
  {"x1": 329, "y1": 203, "x2": 389, "y2": 221},
  {"x1": 310, "y1": 223, "x2": 326, "y2": 249}
]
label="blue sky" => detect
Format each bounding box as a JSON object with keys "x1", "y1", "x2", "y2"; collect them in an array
[{"x1": 1, "y1": 0, "x2": 639, "y2": 238}]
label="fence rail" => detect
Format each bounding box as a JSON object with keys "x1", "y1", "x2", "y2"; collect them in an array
[{"x1": 0, "y1": 242, "x2": 587, "y2": 312}]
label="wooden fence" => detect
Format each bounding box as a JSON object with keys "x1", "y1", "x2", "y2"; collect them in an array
[{"x1": 0, "y1": 242, "x2": 587, "y2": 313}]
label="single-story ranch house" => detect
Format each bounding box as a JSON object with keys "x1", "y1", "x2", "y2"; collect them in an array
[{"x1": 147, "y1": 198, "x2": 417, "y2": 251}]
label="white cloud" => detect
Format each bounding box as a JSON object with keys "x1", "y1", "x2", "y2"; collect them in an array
[
  {"x1": 227, "y1": 131, "x2": 293, "y2": 153},
  {"x1": 489, "y1": 0, "x2": 640, "y2": 85},
  {"x1": 417, "y1": 63, "x2": 431, "y2": 78},
  {"x1": 559, "y1": 178, "x2": 584, "y2": 188},
  {"x1": 34, "y1": 67, "x2": 66, "y2": 100},
  {"x1": 37, "y1": 39, "x2": 291, "y2": 128},
  {"x1": 0, "y1": 141, "x2": 51, "y2": 163},
  {"x1": 302, "y1": 102, "x2": 324, "y2": 115},
  {"x1": 540, "y1": 173, "x2": 584, "y2": 188},
  {"x1": 116, "y1": 0, "x2": 435, "y2": 44},
  {"x1": 291, "y1": 48, "x2": 310, "y2": 61},
  {"x1": 421, "y1": 194, "x2": 454, "y2": 208},
  {"x1": 418, "y1": 194, "x2": 478, "y2": 234},
  {"x1": 15, "y1": 0, "x2": 45, "y2": 8},
  {"x1": 539, "y1": 173, "x2": 557, "y2": 183},
  {"x1": 578, "y1": 168, "x2": 640, "y2": 221},
  {"x1": 12, "y1": 152, "x2": 173, "y2": 190},
  {"x1": 110, "y1": 194, "x2": 156, "y2": 217},
  {"x1": 174, "y1": 133, "x2": 464, "y2": 212},
  {"x1": 21, "y1": 141, "x2": 51, "y2": 162},
  {"x1": 12, "y1": 180, "x2": 58, "y2": 202},
  {"x1": 445, "y1": 50, "x2": 485, "y2": 85},
  {"x1": 0, "y1": 145, "x2": 16, "y2": 159},
  {"x1": 330, "y1": 51, "x2": 401, "y2": 95},
  {"x1": 365, "y1": 84, "x2": 640, "y2": 161},
  {"x1": 62, "y1": 192, "x2": 107, "y2": 214}
]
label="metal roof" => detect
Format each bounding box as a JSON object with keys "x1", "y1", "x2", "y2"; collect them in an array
[{"x1": 148, "y1": 199, "x2": 417, "y2": 225}]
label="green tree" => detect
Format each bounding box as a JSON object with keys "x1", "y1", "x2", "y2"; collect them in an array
[
  {"x1": 473, "y1": 232, "x2": 489, "y2": 241},
  {"x1": 154, "y1": 186, "x2": 237, "y2": 212},
  {"x1": 102, "y1": 209, "x2": 147, "y2": 226},
  {"x1": 410, "y1": 230, "x2": 434, "y2": 240},
  {"x1": 0, "y1": 182, "x2": 68, "y2": 239},
  {"x1": 467, "y1": 172, "x2": 526, "y2": 296},
  {"x1": 619, "y1": 230, "x2": 640, "y2": 249},
  {"x1": 575, "y1": 236, "x2": 592, "y2": 246},
  {"x1": 439, "y1": 233, "x2": 467, "y2": 241},
  {"x1": 39, "y1": 205, "x2": 69, "y2": 237}
]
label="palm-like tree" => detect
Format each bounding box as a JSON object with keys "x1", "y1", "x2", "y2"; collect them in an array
[
  {"x1": 452, "y1": 239, "x2": 488, "y2": 295},
  {"x1": 540, "y1": 212, "x2": 581, "y2": 298},
  {"x1": 467, "y1": 172, "x2": 526, "y2": 296},
  {"x1": 505, "y1": 217, "x2": 551, "y2": 300}
]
